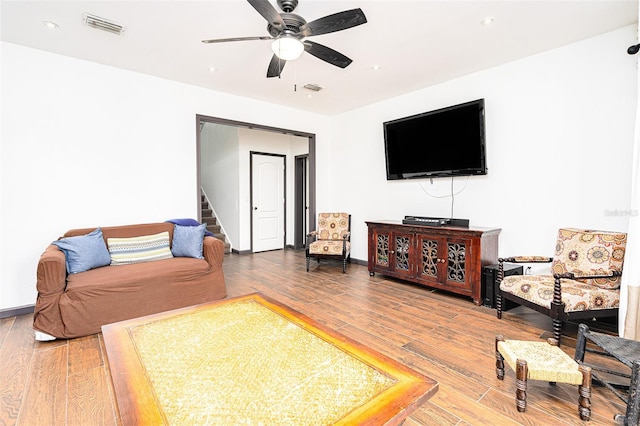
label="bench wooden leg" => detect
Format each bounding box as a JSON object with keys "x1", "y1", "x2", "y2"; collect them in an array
[
  {"x1": 578, "y1": 364, "x2": 592, "y2": 421},
  {"x1": 516, "y1": 359, "x2": 528, "y2": 412}
]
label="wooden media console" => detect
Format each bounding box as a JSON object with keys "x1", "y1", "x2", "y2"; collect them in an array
[{"x1": 366, "y1": 221, "x2": 500, "y2": 305}]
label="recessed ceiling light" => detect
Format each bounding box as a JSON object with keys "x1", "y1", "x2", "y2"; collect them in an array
[
  {"x1": 42, "y1": 21, "x2": 59, "y2": 29},
  {"x1": 306, "y1": 94, "x2": 313, "y2": 99},
  {"x1": 481, "y1": 17, "x2": 495, "y2": 26},
  {"x1": 208, "y1": 67, "x2": 217, "y2": 73},
  {"x1": 372, "y1": 64, "x2": 381, "y2": 71}
]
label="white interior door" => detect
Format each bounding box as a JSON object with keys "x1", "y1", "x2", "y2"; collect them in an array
[{"x1": 252, "y1": 153, "x2": 285, "y2": 252}]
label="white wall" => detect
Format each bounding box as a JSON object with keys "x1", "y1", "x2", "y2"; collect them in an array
[
  {"x1": 0, "y1": 41, "x2": 329, "y2": 311},
  {"x1": 200, "y1": 123, "x2": 240, "y2": 248},
  {"x1": 1, "y1": 25, "x2": 637, "y2": 312},
  {"x1": 327, "y1": 25, "x2": 638, "y2": 263}
]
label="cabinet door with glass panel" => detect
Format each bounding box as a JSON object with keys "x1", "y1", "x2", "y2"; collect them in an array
[
  {"x1": 415, "y1": 234, "x2": 473, "y2": 292},
  {"x1": 369, "y1": 227, "x2": 415, "y2": 279}
]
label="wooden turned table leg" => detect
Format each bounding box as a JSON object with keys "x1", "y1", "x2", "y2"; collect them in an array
[
  {"x1": 578, "y1": 365, "x2": 592, "y2": 421},
  {"x1": 516, "y1": 359, "x2": 528, "y2": 412},
  {"x1": 495, "y1": 336, "x2": 505, "y2": 380}
]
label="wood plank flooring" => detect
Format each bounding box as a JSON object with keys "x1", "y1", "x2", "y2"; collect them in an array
[{"x1": 0, "y1": 249, "x2": 629, "y2": 425}]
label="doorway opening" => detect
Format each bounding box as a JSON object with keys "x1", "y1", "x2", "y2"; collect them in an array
[{"x1": 196, "y1": 114, "x2": 316, "y2": 254}]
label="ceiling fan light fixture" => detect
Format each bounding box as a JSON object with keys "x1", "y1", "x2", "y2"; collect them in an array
[{"x1": 271, "y1": 36, "x2": 304, "y2": 61}]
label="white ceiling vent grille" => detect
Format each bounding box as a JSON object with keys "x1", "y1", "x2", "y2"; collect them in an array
[
  {"x1": 82, "y1": 13, "x2": 125, "y2": 35},
  {"x1": 303, "y1": 83, "x2": 322, "y2": 92}
]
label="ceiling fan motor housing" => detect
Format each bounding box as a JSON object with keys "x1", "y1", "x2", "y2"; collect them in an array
[
  {"x1": 267, "y1": 13, "x2": 306, "y2": 37},
  {"x1": 277, "y1": 0, "x2": 298, "y2": 13}
]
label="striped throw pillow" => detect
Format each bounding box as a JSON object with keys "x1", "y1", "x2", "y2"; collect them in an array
[{"x1": 107, "y1": 231, "x2": 173, "y2": 265}]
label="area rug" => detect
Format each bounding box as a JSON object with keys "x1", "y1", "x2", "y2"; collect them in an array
[{"x1": 102, "y1": 293, "x2": 437, "y2": 425}]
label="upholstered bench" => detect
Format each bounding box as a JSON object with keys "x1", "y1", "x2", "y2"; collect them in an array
[{"x1": 495, "y1": 335, "x2": 592, "y2": 421}]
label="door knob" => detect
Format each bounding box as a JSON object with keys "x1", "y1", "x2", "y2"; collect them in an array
[{"x1": 254, "y1": 207, "x2": 258, "y2": 210}]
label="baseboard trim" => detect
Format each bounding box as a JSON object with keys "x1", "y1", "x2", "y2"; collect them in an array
[
  {"x1": 231, "y1": 248, "x2": 253, "y2": 255},
  {"x1": 0, "y1": 304, "x2": 35, "y2": 319},
  {"x1": 350, "y1": 258, "x2": 367, "y2": 267}
]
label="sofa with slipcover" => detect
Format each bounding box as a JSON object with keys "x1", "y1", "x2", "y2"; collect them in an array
[{"x1": 33, "y1": 222, "x2": 226, "y2": 339}]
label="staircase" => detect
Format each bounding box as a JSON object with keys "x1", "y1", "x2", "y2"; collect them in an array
[{"x1": 201, "y1": 195, "x2": 231, "y2": 254}]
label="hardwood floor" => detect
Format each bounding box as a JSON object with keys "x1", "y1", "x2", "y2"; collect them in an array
[{"x1": 0, "y1": 249, "x2": 628, "y2": 425}]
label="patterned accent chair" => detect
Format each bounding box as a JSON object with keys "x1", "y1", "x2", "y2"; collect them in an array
[
  {"x1": 497, "y1": 228, "x2": 627, "y2": 346},
  {"x1": 306, "y1": 213, "x2": 351, "y2": 273}
]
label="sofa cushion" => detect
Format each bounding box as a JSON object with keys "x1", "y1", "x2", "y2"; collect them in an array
[
  {"x1": 52, "y1": 227, "x2": 111, "y2": 274},
  {"x1": 171, "y1": 223, "x2": 206, "y2": 259},
  {"x1": 65, "y1": 257, "x2": 212, "y2": 293},
  {"x1": 107, "y1": 231, "x2": 173, "y2": 265}
]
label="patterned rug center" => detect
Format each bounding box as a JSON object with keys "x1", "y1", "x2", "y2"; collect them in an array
[{"x1": 130, "y1": 300, "x2": 396, "y2": 425}]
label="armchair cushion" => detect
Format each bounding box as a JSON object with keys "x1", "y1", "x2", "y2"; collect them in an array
[
  {"x1": 552, "y1": 228, "x2": 627, "y2": 289},
  {"x1": 317, "y1": 213, "x2": 350, "y2": 240},
  {"x1": 500, "y1": 274, "x2": 620, "y2": 311},
  {"x1": 309, "y1": 240, "x2": 351, "y2": 256}
]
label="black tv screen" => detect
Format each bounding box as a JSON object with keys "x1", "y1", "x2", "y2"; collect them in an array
[{"x1": 383, "y1": 99, "x2": 487, "y2": 180}]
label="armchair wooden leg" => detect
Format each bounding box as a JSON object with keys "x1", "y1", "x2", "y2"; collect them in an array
[
  {"x1": 306, "y1": 256, "x2": 310, "y2": 272},
  {"x1": 342, "y1": 258, "x2": 347, "y2": 273},
  {"x1": 552, "y1": 319, "x2": 563, "y2": 346}
]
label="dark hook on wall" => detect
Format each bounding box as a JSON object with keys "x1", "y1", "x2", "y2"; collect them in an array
[{"x1": 628, "y1": 44, "x2": 640, "y2": 55}]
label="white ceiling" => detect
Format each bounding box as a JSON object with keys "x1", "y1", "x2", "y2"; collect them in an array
[{"x1": 1, "y1": 1, "x2": 638, "y2": 115}]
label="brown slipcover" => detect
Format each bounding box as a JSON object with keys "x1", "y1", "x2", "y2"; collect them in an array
[{"x1": 33, "y1": 222, "x2": 227, "y2": 339}]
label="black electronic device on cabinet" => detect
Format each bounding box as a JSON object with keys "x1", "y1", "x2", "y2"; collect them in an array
[{"x1": 482, "y1": 264, "x2": 523, "y2": 309}]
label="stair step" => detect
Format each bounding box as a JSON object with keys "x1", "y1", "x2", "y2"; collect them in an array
[
  {"x1": 202, "y1": 216, "x2": 217, "y2": 225},
  {"x1": 207, "y1": 224, "x2": 221, "y2": 234},
  {"x1": 202, "y1": 208, "x2": 213, "y2": 217},
  {"x1": 201, "y1": 201, "x2": 209, "y2": 209}
]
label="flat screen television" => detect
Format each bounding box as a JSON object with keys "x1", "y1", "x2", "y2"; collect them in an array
[{"x1": 383, "y1": 99, "x2": 487, "y2": 180}]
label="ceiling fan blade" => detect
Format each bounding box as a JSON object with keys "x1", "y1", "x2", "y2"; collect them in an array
[
  {"x1": 267, "y1": 54, "x2": 286, "y2": 78},
  {"x1": 303, "y1": 41, "x2": 352, "y2": 68},
  {"x1": 247, "y1": 0, "x2": 286, "y2": 31},
  {"x1": 300, "y1": 8, "x2": 367, "y2": 37},
  {"x1": 202, "y1": 36, "x2": 272, "y2": 44}
]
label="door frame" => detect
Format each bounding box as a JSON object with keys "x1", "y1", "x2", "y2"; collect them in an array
[
  {"x1": 250, "y1": 151, "x2": 286, "y2": 252},
  {"x1": 294, "y1": 154, "x2": 309, "y2": 249},
  {"x1": 195, "y1": 114, "x2": 317, "y2": 249}
]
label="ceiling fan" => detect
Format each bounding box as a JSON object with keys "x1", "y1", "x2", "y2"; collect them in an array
[{"x1": 202, "y1": 0, "x2": 367, "y2": 78}]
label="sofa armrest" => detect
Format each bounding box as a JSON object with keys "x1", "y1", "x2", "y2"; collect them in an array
[
  {"x1": 36, "y1": 245, "x2": 67, "y2": 295},
  {"x1": 203, "y1": 236, "x2": 225, "y2": 268}
]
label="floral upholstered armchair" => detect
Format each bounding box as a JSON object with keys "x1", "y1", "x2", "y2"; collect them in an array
[
  {"x1": 497, "y1": 228, "x2": 627, "y2": 345},
  {"x1": 306, "y1": 213, "x2": 351, "y2": 273}
]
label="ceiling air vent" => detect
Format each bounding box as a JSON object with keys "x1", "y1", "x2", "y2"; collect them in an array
[
  {"x1": 82, "y1": 13, "x2": 125, "y2": 35},
  {"x1": 303, "y1": 83, "x2": 322, "y2": 92}
]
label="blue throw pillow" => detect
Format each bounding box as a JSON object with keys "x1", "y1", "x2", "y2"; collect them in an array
[
  {"x1": 171, "y1": 223, "x2": 206, "y2": 259},
  {"x1": 52, "y1": 227, "x2": 111, "y2": 274}
]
